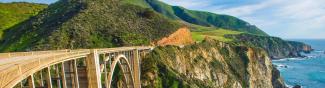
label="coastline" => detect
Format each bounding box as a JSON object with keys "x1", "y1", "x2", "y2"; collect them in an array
[{"x1": 272, "y1": 50, "x2": 325, "y2": 88}]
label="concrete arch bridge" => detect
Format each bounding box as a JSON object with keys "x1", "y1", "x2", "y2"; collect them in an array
[{"x1": 0, "y1": 46, "x2": 153, "y2": 88}]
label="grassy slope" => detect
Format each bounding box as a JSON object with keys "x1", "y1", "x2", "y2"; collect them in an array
[
  {"x1": 143, "y1": 0, "x2": 268, "y2": 36},
  {"x1": 190, "y1": 25, "x2": 242, "y2": 42},
  {"x1": 122, "y1": 0, "x2": 150, "y2": 8},
  {"x1": 0, "y1": 2, "x2": 47, "y2": 39},
  {"x1": 0, "y1": 0, "x2": 181, "y2": 52}
]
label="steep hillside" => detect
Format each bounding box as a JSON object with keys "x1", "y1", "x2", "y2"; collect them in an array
[
  {"x1": 0, "y1": 0, "x2": 183, "y2": 52},
  {"x1": 125, "y1": 0, "x2": 268, "y2": 36},
  {"x1": 226, "y1": 34, "x2": 313, "y2": 59},
  {"x1": 0, "y1": 2, "x2": 47, "y2": 39},
  {"x1": 141, "y1": 39, "x2": 286, "y2": 88}
]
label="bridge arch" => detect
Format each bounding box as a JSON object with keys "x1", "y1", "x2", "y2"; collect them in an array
[
  {"x1": 107, "y1": 54, "x2": 135, "y2": 88},
  {"x1": 3, "y1": 54, "x2": 87, "y2": 88}
]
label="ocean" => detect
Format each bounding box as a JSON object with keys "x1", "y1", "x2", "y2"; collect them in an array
[{"x1": 272, "y1": 39, "x2": 325, "y2": 88}]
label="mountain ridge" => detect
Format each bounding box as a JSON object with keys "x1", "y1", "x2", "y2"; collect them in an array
[{"x1": 124, "y1": 0, "x2": 268, "y2": 36}]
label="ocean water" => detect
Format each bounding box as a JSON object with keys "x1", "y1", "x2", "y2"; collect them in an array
[{"x1": 272, "y1": 39, "x2": 325, "y2": 88}]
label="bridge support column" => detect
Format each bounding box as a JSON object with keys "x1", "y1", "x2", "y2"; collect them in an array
[
  {"x1": 27, "y1": 75, "x2": 35, "y2": 88},
  {"x1": 133, "y1": 49, "x2": 141, "y2": 88},
  {"x1": 72, "y1": 59, "x2": 80, "y2": 88},
  {"x1": 60, "y1": 62, "x2": 67, "y2": 88},
  {"x1": 45, "y1": 67, "x2": 53, "y2": 88},
  {"x1": 103, "y1": 59, "x2": 109, "y2": 88},
  {"x1": 86, "y1": 49, "x2": 102, "y2": 88},
  {"x1": 40, "y1": 70, "x2": 44, "y2": 87},
  {"x1": 55, "y1": 65, "x2": 61, "y2": 88}
]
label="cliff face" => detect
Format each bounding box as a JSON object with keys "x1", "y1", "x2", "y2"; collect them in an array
[
  {"x1": 226, "y1": 34, "x2": 312, "y2": 59},
  {"x1": 287, "y1": 41, "x2": 313, "y2": 53},
  {"x1": 141, "y1": 39, "x2": 286, "y2": 88},
  {"x1": 156, "y1": 27, "x2": 194, "y2": 46}
]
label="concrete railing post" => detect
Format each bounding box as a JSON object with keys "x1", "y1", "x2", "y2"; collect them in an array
[{"x1": 86, "y1": 49, "x2": 102, "y2": 88}]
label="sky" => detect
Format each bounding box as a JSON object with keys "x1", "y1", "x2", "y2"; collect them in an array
[{"x1": 1, "y1": 0, "x2": 325, "y2": 39}]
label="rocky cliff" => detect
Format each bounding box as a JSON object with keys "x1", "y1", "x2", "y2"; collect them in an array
[
  {"x1": 287, "y1": 41, "x2": 313, "y2": 53},
  {"x1": 141, "y1": 39, "x2": 286, "y2": 88},
  {"x1": 156, "y1": 27, "x2": 194, "y2": 46},
  {"x1": 225, "y1": 34, "x2": 313, "y2": 59}
]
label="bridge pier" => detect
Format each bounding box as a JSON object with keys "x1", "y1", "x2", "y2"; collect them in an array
[
  {"x1": 86, "y1": 50, "x2": 102, "y2": 88},
  {"x1": 133, "y1": 49, "x2": 141, "y2": 88}
]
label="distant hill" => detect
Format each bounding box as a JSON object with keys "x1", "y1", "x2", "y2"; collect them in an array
[
  {"x1": 124, "y1": 0, "x2": 268, "y2": 36},
  {"x1": 0, "y1": 0, "x2": 182, "y2": 52},
  {"x1": 0, "y1": 2, "x2": 47, "y2": 39}
]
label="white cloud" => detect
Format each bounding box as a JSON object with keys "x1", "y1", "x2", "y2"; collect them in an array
[
  {"x1": 213, "y1": 0, "x2": 281, "y2": 16},
  {"x1": 276, "y1": 0, "x2": 325, "y2": 20}
]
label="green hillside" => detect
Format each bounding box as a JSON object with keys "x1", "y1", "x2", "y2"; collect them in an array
[
  {"x1": 0, "y1": 0, "x2": 181, "y2": 52},
  {"x1": 0, "y1": 2, "x2": 47, "y2": 39},
  {"x1": 190, "y1": 25, "x2": 242, "y2": 42},
  {"x1": 125, "y1": 0, "x2": 268, "y2": 36}
]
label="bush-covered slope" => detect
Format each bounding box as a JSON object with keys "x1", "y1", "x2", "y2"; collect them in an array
[
  {"x1": 128, "y1": 0, "x2": 268, "y2": 36},
  {"x1": 0, "y1": 0, "x2": 182, "y2": 52},
  {"x1": 226, "y1": 34, "x2": 313, "y2": 59},
  {"x1": 0, "y1": 2, "x2": 47, "y2": 39},
  {"x1": 141, "y1": 39, "x2": 286, "y2": 88}
]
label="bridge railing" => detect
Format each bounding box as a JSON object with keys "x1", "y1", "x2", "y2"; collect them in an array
[
  {"x1": 0, "y1": 46, "x2": 153, "y2": 59},
  {"x1": 0, "y1": 49, "x2": 70, "y2": 59}
]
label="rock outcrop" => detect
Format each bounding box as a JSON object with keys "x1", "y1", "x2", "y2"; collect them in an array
[
  {"x1": 225, "y1": 34, "x2": 313, "y2": 59},
  {"x1": 287, "y1": 41, "x2": 313, "y2": 53},
  {"x1": 156, "y1": 27, "x2": 194, "y2": 46},
  {"x1": 141, "y1": 39, "x2": 286, "y2": 88}
]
